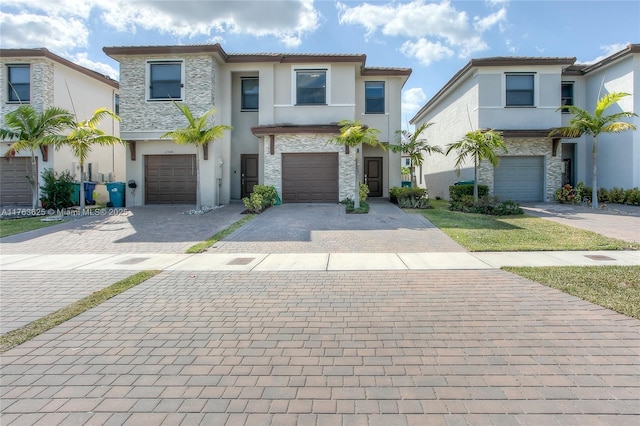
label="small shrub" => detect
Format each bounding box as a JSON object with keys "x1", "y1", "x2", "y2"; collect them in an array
[
  {"x1": 242, "y1": 185, "x2": 277, "y2": 213},
  {"x1": 449, "y1": 184, "x2": 489, "y2": 202},
  {"x1": 449, "y1": 193, "x2": 522, "y2": 216},
  {"x1": 389, "y1": 186, "x2": 430, "y2": 209},
  {"x1": 625, "y1": 187, "x2": 640, "y2": 205},
  {"x1": 359, "y1": 182, "x2": 369, "y2": 202},
  {"x1": 609, "y1": 187, "x2": 625, "y2": 204},
  {"x1": 493, "y1": 200, "x2": 524, "y2": 216},
  {"x1": 555, "y1": 184, "x2": 577, "y2": 204},
  {"x1": 345, "y1": 199, "x2": 369, "y2": 214},
  {"x1": 40, "y1": 169, "x2": 74, "y2": 210}
]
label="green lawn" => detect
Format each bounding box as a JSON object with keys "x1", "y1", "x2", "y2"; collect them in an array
[
  {"x1": 418, "y1": 200, "x2": 636, "y2": 251},
  {"x1": 0, "y1": 216, "x2": 65, "y2": 238},
  {"x1": 504, "y1": 266, "x2": 640, "y2": 319}
]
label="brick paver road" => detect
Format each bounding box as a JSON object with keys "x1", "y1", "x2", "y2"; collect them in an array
[{"x1": 2, "y1": 270, "x2": 639, "y2": 425}]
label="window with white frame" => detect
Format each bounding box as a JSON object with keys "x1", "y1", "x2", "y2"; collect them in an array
[
  {"x1": 296, "y1": 69, "x2": 326, "y2": 105},
  {"x1": 505, "y1": 73, "x2": 534, "y2": 107},
  {"x1": 561, "y1": 82, "x2": 574, "y2": 113},
  {"x1": 7, "y1": 64, "x2": 30, "y2": 102},
  {"x1": 148, "y1": 61, "x2": 183, "y2": 100},
  {"x1": 365, "y1": 81, "x2": 385, "y2": 114},
  {"x1": 241, "y1": 77, "x2": 259, "y2": 110}
]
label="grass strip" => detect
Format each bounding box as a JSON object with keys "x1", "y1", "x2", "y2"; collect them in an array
[
  {"x1": 0, "y1": 270, "x2": 161, "y2": 353},
  {"x1": 504, "y1": 265, "x2": 640, "y2": 319},
  {"x1": 186, "y1": 214, "x2": 256, "y2": 253},
  {"x1": 0, "y1": 216, "x2": 66, "y2": 238},
  {"x1": 419, "y1": 200, "x2": 636, "y2": 251}
]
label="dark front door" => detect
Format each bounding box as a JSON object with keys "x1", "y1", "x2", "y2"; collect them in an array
[
  {"x1": 241, "y1": 154, "x2": 259, "y2": 198},
  {"x1": 364, "y1": 157, "x2": 383, "y2": 197}
]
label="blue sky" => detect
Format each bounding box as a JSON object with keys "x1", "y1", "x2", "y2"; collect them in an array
[{"x1": 1, "y1": 0, "x2": 638, "y2": 125}]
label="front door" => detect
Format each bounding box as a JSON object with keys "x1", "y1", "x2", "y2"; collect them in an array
[
  {"x1": 364, "y1": 157, "x2": 383, "y2": 197},
  {"x1": 241, "y1": 154, "x2": 259, "y2": 198}
]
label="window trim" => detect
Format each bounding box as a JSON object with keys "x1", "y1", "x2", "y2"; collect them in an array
[
  {"x1": 561, "y1": 81, "x2": 574, "y2": 113},
  {"x1": 241, "y1": 77, "x2": 259, "y2": 111},
  {"x1": 146, "y1": 60, "x2": 185, "y2": 101},
  {"x1": 7, "y1": 64, "x2": 31, "y2": 103},
  {"x1": 365, "y1": 81, "x2": 385, "y2": 114},
  {"x1": 505, "y1": 72, "x2": 535, "y2": 107},
  {"x1": 293, "y1": 66, "x2": 330, "y2": 106}
]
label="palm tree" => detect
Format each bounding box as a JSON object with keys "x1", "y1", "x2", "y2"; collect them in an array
[
  {"x1": 329, "y1": 120, "x2": 384, "y2": 209},
  {"x1": 0, "y1": 105, "x2": 72, "y2": 209},
  {"x1": 549, "y1": 92, "x2": 637, "y2": 208},
  {"x1": 58, "y1": 108, "x2": 123, "y2": 212},
  {"x1": 389, "y1": 122, "x2": 443, "y2": 187},
  {"x1": 161, "y1": 102, "x2": 232, "y2": 210},
  {"x1": 445, "y1": 129, "x2": 507, "y2": 202}
]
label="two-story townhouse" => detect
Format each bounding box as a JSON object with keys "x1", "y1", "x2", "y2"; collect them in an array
[
  {"x1": 0, "y1": 48, "x2": 122, "y2": 207},
  {"x1": 410, "y1": 43, "x2": 639, "y2": 203},
  {"x1": 103, "y1": 44, "x2": 411, "y2": 207}
]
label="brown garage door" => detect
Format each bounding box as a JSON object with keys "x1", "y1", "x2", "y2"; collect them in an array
[
  {"x1": 1, "y1": 157, "x2": 34, "y2": 207},
  {"x1": 145, "y1": 155, "x2": 196, "y2": 204},
  {"x1": 282, "y1": 153, "x2": 338, "y2": 203}
]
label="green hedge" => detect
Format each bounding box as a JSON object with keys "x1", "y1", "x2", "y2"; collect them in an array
[{"x1": 449, "y1": 184, "x2": 489, "y2": 202}]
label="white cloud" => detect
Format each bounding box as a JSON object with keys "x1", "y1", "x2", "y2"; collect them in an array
[
  {"x1": 100, "y1": 0, "x2": 320, "y2": 47},
  {"x1": 400, "y1": 39, "x2": 454, "y2": 66},
  {"x1": 402, "y1": 87, "x2": 427, "y2": 115},
  {"x1": 71, "y1": 52, "x2": 119, "y2": 80},
  {"x1": 581, "y1": 43, "x2": 629, "y2": 65},
  {"x1": 337, "y1": 0, "x2": 507, "y2": 65},
  {"x1": 0, "y1": 11, "x2": 89, "y2": 51}
]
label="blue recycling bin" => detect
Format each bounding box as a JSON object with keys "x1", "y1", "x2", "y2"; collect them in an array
[
  {"x1": 401, "y1": 181, "x2": 412, "y2": 188},
  {"x1": 106, "y1": 182, "x2": 126, "y2": 207},
  {"x1": 83, "y1": 182, "x2": 96, "y2": 204}
]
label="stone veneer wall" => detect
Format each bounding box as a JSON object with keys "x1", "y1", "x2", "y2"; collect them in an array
[
  {"x1": 264, "y1": 134, "x2": 356, "y2": 201},
  {"x1": 119, "y1": 55, "x2": 216, "y2": 133},
  {"x1": 0, "y1": 59, "x2": 53, "y2": 120},
  {"x1": 478, "y1": 138, "x2": 562, "y2": 202}
]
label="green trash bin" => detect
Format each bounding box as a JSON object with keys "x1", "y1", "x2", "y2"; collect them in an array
[
  {"x1": 106, "y1": 182, "x2": 126, "y2": 207},
  {"x1": 401, "y1": 181, "x2": 412, "y2": 188},
  {"x1": 72, "y1": 183, "x2": 80, "y2": 205}
]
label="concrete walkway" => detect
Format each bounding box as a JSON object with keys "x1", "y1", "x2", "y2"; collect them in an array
[{"x1": 1, "y1": 200, "x2": 639, "y2": 425}]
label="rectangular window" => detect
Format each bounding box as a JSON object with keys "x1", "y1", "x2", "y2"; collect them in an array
[
  {"x1": 114, "y1": 94, "x2": 120, "y2": 114},
  {"x1": 561, "y1": 82, "x2": 574, "y2": 113},
  {"x1": 506, "y1": 74, "x2": 534, "y2": 106},
  {"x1": 7, "y1": 65, "x2": 30, "y2": 102},
  {"x1": 241, "y1": 78, "x2": 259, "y2": 110},
  {"x1": 365, "y1": 81, "x2": 385, "y2": 114},
  {"x1": 296, "y1": 70, "x2": 326, "y2": 105},
  {"x1": 149, "y1": 62, "x2": 182, "y2": 100}
]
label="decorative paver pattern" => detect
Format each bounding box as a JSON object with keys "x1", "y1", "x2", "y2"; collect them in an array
[{"x1": 2, "y1": 270, "x2": 639, "y2": 424}]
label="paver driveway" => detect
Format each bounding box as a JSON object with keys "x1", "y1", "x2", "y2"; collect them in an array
[{"x1": 1, "y1": 201, "x2": 639, "y2": 425}]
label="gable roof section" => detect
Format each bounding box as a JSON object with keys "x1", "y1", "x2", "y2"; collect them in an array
[
  {"x1": 410, "y1": 56, "x2": 575, "y2": 124},
  {"x1": 103, "y1": 44, "x2": 411, "y2": 80},
  {"x1": 0, "y1": 48, "x2": 119, "y2": 89}
]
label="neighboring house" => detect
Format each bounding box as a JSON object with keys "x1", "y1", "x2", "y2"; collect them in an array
[
  {"x1": 0, "y1": 48, "x2": 122, "y2": 207},
  {"x1": 410, "y1": 43, "x2": 639, "y2": 202},
  {"x1": 103, "y1": 44, "x2": 410, "y2": 206}
]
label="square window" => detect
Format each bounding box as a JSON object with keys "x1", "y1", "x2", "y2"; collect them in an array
[
  {"x1": 149, "y1": 62, "x2": 182, "y2": 100},
  {"x1": 506, "y1": 74, "x2": 534, "y2": 106},
  {"x1": 7, "y1": 65, "x2": 30, "y2": 102},
  {"x1": 561, "y1": 82, "x2": 574, "y2": 112},
  {"x1": 241, "y1": 78, "x2": 259, "y2": 110},
  {"x1": 365, "y1": 81, "x2": 385, "y2": 114},
  {"x1": 296, "y1": 70, "x2": 326, "y2": 105}
]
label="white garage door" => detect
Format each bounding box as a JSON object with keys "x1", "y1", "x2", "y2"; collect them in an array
[{"x1": 494, "y1": 156, "x2": 544, "y2": 202}]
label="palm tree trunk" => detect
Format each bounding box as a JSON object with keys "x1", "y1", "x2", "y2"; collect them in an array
[
  {"x1": 79, "y1": 163, "x2": 86, "y2": 213},
  {"x1": 410, "y1": 166, "x2": 416, "y2": 188},
  {"x1": 473, "y1": 153, "x2": 479, "y2": 202},
  {"x1": 592, "y1": 138, "x2": 598, "y2": 209},
  {"x1": 30, "y1": 150, "x2": 38, "y2": 209},
  {"x1": 354, "y1": 151, "x2": 360, "y2": 210},
  {"x1": 195, "y1": 149, "x2": 201, "y2": 211}
]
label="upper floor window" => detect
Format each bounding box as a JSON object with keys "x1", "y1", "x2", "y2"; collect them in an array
[
  {"x1": 241, "y1": 78, "x2": 259, "y2": 111},
  {"x1": 7, "y1": 65, "x2": 30, "y2": 103},
  {"x1": 365, "y1": 81, "x2": 385, "y2": 114},
  {"x1": 296, "y1": 69, "x2": 326, "y2": 105},
  {"x1": 561, "y1": 82, "x2": 574, "y2": 113},
  {"x1": 505, "y1": 73, "x2": 534, "y2": 107},
  {"x1": 114, "y1": 94, "x2": 120, "y2": 114},
  {"x1": 148, "y1": 61, "x2": 183, "y2": 100}
]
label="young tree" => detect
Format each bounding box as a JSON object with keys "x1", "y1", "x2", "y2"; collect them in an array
[
  {"x1": 161, "y1": 102, "x2": 232, "y2": 211},
  {"x1": 0, "y1": 105, "x2": 72, "y2": 209},
  {"x1": 445, "y1": 129, "x2": 507, "y2": 202},
  {"x1": 389, "y1": 122, "x2": 443, "y2": 187},
  {"x1": 329, "y1": 120, "x2": 384, "y2": 209},
  {"x1": 59, "y1": 108, "x2": 123, "y2": 212},
  {"x1": 549, "y1": 92, "x2": 637, "y2": 208}
]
